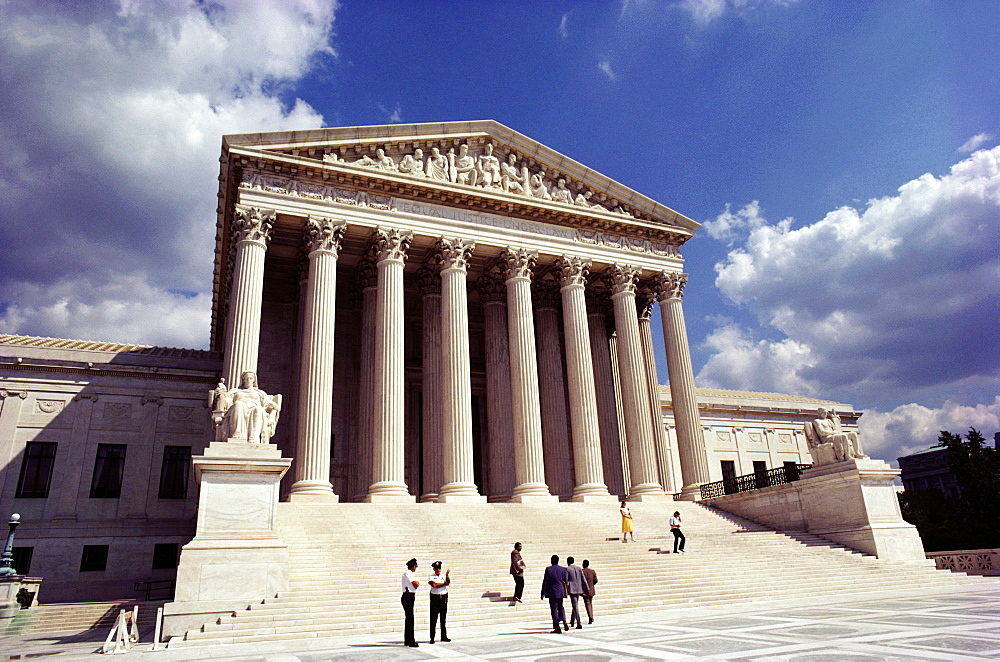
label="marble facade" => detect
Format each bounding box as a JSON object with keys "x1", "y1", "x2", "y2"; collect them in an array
[{"x1": 0, "y1": 121, "x2": 869, "y2": 603}]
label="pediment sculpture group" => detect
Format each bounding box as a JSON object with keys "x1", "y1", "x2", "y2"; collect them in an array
[
  {"x1": 803, "y1": 407, "x2": 867, "y2": 466},
  {"x1": 324, "y1": 142, "x2": 635, "y2": 216}
]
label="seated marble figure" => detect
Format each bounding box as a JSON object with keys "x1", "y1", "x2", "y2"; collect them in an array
[
  {"x1": 208, "y1": 371, "x2": 282, "y2": 444},
  {"x1": 803, "y1": 407, "x2": 866, "y2": 466}
]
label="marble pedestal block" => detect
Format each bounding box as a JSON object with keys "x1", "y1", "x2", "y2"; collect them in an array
[
  {"x1": 163, "y1": 441, "x2": 292, "y2": 638},
  {"x1": 706, "y1": 458, "x2": 928, "y2": 563},
  {"x1": 0, "y1": 576, "x2": 23, "y2": 624}
]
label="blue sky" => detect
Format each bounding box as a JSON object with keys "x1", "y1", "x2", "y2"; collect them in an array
[{"x1": 1, "y1": 0, "x2": 998, "y2": 463}]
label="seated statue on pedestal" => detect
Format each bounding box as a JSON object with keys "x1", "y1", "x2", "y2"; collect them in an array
[
  {"x1": 803, "y1": 407, "x2": 867, "y2": 466},
  {"x1": 208, "y1": 371, "x2": 282, "y2": 444}
]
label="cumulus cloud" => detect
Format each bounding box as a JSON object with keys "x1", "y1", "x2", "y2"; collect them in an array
[
  {"x1": 959, "y1": 133, "x2": 994, "y2": 154},
  {"x1": 0, "y1": 0, "x2": 337, "y2": 349},
  {"x1": 859, "y1": 398, "x2": 1000, "y2": 460},
  {"x1": 699, "y1": 147, "x2": 1000, "y2": 461}
]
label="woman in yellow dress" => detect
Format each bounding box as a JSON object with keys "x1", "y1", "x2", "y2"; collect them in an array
[{"x1": 619, "y1": 501, "x2": 635, "y2": 543}]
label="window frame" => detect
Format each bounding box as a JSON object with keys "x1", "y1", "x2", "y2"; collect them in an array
[
  {"x1": 90, "y1": 443, "x2": 127, "y2": 499},
  {"x1": 15, "y1": 441, "x2": 57, "y2": 498}
]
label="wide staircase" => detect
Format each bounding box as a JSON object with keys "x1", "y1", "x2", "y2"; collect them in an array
[
  {"x1": 168, "y1": 501, "x2": 988, "y2": 647},
  {"x1": 3, "y1": 600, "x2": 166, "y2": 636}
]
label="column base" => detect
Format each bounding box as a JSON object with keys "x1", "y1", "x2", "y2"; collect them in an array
[
  {"x1": 627, "y1": 492, "x2": 675, "y2": 502},
  {"x1": 508, "y1": 492, "x2": 559, "y2": 503},
  {"x1": 626, "y1": 482, "x2": 667, "y2": 501},
  {"x1": 509, "y1": 483, "x2": 556, "y2": 503},
  {"x1": 571, "y1": 483, "x2": 616, "y2": 503},
  {"x1": 419, "y1": 493, "x2": 440, "y2": 503},
  {"x1": 365, "y1": 481, "x2": 413, "y2": 503},
  {"x1": 289, "y1": 480, "x2": 336, "y2": 497}
]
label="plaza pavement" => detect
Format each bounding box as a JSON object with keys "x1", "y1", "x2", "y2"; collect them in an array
[{"x1": 3, "y1": 580, "x2": 999, "y2": 661}]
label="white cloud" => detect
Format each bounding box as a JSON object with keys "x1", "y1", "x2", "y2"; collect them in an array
[
  {"x1": 858, "y1": 398, "x2": 1000, "y2": 460},
  {"x1": 598, "y1": 58, "x2": 617, "y2": 80},
  {"x1": 701, "y1": 200, "x2": 782, "y2": 245},
  {"x1": 675, "y1": 0, "x2": 799, "y2": 25},
  {"x1": 697, "y1": 320, "x2": 818, "y2": 396},
  {"x1": 705, "y1": 146, "x2": 1000, "y2": 409},
  {"x1": 559, "y1": 13, "x2": 570, "y2": 39},
  {"x1": 0, "y1": 0, "x2": 337, "y2": 349},
  {"x1": 959, "y1": 133, "x2": 994, "y2": 154},
  {"x1": 379, "y1": 102, "x2": 403, "y2": 124}
]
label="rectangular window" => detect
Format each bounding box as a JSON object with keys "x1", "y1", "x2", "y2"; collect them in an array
[
  {"x1": 15, "y1": 442, "x2": 57, "y2": 498},
  {"x1": 12, "y1": 547, "x2": 34, "y2": 575},
  {"x1": 90, "y1": 444, "x2": 127, "y2": 499},
  {"x1": 80, "y1": 545, "x2": 109, "y2": 572},
  {"x1": 783, "y1": 460, "x2": 801, "y2": 481},
  {"x1": 157, "y1": 446, "x2": 191, "y2": 499},
  {"x1": 151, "y1": 543, "x2": 179, "y2": 570}
]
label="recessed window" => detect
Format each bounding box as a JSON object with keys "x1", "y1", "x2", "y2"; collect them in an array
[
  {"x1": 151, "y1": 543, "x2": 179, "y2": 570},
  {"x1": 80, "y1": 545, "x2": 109, "y2": 572},
  {"x1": 90, "y1": 444, "x2": 127, "y2": 498},
  {"x1": 12, "y1": 547, "x2": 34, "y2": 575},
  {"x1": 157, "y1": 446, "x2": 191, "y2": 499},
  {"x1": 15, "y1": 442, "x2": 57, "y2": 498}
]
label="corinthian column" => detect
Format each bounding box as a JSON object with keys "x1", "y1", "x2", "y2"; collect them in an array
[
  {"x1": 500, "y1": 248, "x2": 556, "y2": 502},
  {"x1": 476, "y1": 268, "x2": 515, "y2": 501},
  {"x1": 290, "y1": 217, "x2": 346, "y2": 499},
  {"x1": 586, "y1": 288, "x2": 626, "y2": 497},
  {"x1": 533, "y1": 276, "x2": 573, "y2": 498},
  {"x1": 607, "y1": 265, "x2": 666, "y2": 500},
  {"x1": 435, "y1": 238, "x2": 486, "y2": 502},
  {"x1": 638, "y1": 290, "x2": 676, "y2": 494},
  {"x1": 415, "y1": 267, "x2": 443, "y2": 502},
  {"x1": 554, "y1": 257, "x2": 613, "y2": 502},
  {"x1": 222, "y1": 206, "x2": 274, "y2": 385},
  {"x1": 655, "y1": 272, "x2": 710, "y2": 500},
  {"x1": 353, "y1": 259, "x2": 377, "y2": 501},
  {"x1": 366, "y1": 227, "x2": 414, "y2": 502}
]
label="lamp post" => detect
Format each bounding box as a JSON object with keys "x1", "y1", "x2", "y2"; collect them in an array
[{"x1": 0, "y1": 514, "x2": 21, "y2": 577}]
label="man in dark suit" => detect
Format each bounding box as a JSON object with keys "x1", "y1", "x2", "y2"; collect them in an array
[{"x1": 540, "y1": 554, "x2": 569, "y2": 633}]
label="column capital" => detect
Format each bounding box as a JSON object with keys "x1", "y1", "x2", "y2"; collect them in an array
[
  {"x1": 498, "y1": 247, "x2": 537, "y2": 282},
  {"x1": 305, "y1": 216, "x2": 346, "y2": 256},
  {"x1": 654, "y1": 271, "x2": 688, "y2": 301},
  {"x1": 433, "y1": 237, "x2": 475, "y2": 272},
  {"x1": 605, "y1": 264, "x2": 640, "y2": 296},
  {"x1": 414, "y1": 266, "x2": 441, "y2": 296},
  {"x1": 553, "y1": 256, "x2": 591, "y2": 289},
  {"x1": 0, "y1": 389, "x2": 28, "y2": 400},
  {"x1": 531, "y1": 271, "x2": 561, "y2": 309},
  {"x1": 474, "y1": 267, "x2": 507, "y2": 303},
  {"x1": 370, "y1": 227, "x2": 412, "y2": 264},
  {"x1": 233, "y1": 206, "x2": 275, "y2": 244},
  {"x1": 636, "y1": 288, "x2": 656, "y2": 322}
]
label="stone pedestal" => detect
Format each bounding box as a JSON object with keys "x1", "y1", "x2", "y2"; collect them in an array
[
  {"x1": 164, "y1": 441, "x2": 292, "y2": 638},
  {"x1": 0, "y1": 576, "x2": 23, "y2": 625},
  {"x1": 706, "y1": 458, "x2": 928, "y2": 563}
]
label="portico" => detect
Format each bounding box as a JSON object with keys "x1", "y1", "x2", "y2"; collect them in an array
[{"x1": 214, "y1": 121, "x2": 712, "y2": 503}]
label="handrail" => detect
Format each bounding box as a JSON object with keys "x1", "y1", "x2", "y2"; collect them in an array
[
  {"x1": 133, "y1": 579, "x2": 175, "y2": 601},
  {"x1": 700, "y1": 464, "x2": 812, "y2": 499}
]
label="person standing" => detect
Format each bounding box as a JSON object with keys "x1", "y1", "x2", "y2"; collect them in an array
[
  {"x1": 581, "y1": 559, "x2": 598, "y2": 624},
  {"x1": 670, "y1": 510, "x2": 686, "y2": 553},
  {"x1": 401, "y1": 558, "x2": 420, "y2": 647},
  {"x1": 428, "y1": 561, "x2": 451, "y2": 644},
  {"x1": 540, "y1": 554, "x2": 569, "y2": 633},
  {"x1": 565, "y1": 556, "x2": 590, "y2": 630},
  {"x1": 510, "y1": 542, "x2": 525, "y2": 602},
  {"x1": 620, "y1": 501, "x2": 635, "y2": 542}
]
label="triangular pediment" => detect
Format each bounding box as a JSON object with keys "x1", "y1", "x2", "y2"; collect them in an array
[{"x1": 222, "y1": 120, "x2": 698, "y2": 234}]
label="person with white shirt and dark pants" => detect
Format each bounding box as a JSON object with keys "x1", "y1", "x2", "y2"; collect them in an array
[
  {"x1": 670, "y1": 511, "x2": 686, "y2": 553},
  {"x1": 428, "y1": 560, "x2": 452, "y2": 644},
  {"x1": 401, "y1": 558, "x2": 420, "y2": 647}
]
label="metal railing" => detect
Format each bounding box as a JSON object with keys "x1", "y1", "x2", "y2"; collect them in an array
[
  {"x1": 133, "y1": 579, "x2": 175, "y2": 601},
  {"x1": 700, "y1": 464, "x2": 812, "y2": 499}
]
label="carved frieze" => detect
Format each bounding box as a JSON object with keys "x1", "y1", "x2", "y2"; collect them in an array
[
  {"x1": 35, "y1": 399, "x2": 65, "y2": 414},
  {"x1": 239, "y1": 172, "x2": 682, "y2": 259}
]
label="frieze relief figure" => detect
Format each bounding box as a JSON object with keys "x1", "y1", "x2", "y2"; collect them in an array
[
  {"x1": 500, "y1": 153, "x2": 528, "y2": 193},
  {"x1": 529, "y1": 171, "x2": 552, "y2": 200},
  {"x1": 552, "y1": 178, "x2": 573, "y2": 204},
  {"x1": 375, "y1": 147, "x2": 395, "y2": 171},
  {"x1": 451, "y1": 143, "x2": 477, "y2": 186},
  {"x1": 477, "y1": 142, "x2": 502, "y2": 188},
  {"x1": 398, "y1": 148, "x2": 425, "y2": 177},
  {"x1": 208, "y1": 371, "x2": 282, "y2": 444},
  {"x1": 425, "y1": 147, "x2": 450, "y2": 180},
  {"x1": 803, "y1": 407, "x2": 867, "y2": 466}
]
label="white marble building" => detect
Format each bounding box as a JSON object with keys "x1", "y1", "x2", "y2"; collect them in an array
[{"x1": 0, "y1": 121, "x2": 861, "y2": 602}]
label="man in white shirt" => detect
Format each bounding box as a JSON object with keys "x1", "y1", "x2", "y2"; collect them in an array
[
  {"x1": 401, "y1": 558, "x2": 420, "y2": 647},
  {"x1": 427, "y1": 561, "x2": 452, "y2": 644},
  {"x1": 670, "y1": 511, "x2": 686, "y2": 553}
]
